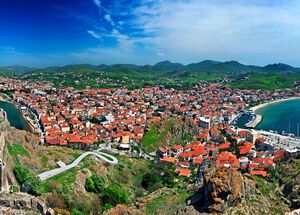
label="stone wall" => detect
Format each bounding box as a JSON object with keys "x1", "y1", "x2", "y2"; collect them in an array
[{"x1": 0, "y1": 193, "x2": 54, "y2": 214}]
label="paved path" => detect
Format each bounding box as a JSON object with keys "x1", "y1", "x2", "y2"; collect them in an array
[{"x1": 38, "y1": 151, "x2": 118, "y2": 181}]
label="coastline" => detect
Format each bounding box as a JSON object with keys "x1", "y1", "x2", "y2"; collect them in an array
[{"x1": 249, "y1": 97, "x2": 300, "y2": 112}]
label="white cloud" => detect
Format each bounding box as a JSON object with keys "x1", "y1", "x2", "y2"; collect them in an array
[
  {"x1": 93, "y1": 0, "x2": 101, "y2": 8},
  {"x1": 87, "y1": 30, "x2": 101, "y2": 40},
  {"x1": 129, "y1": 0, "x2": 300, "y2": 65},
  {"x1": 104, "y1": 14, "x2": 115, "y2": 26},
  {"x1": 72, "y1": 0, "x2": 300, "y2": 66}
]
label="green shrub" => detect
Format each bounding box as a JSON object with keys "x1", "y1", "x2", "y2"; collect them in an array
[
  {"x1": 85, "y1": 174, "x2": 105, "y2": 193},
  {"x1": 13, "y1": 164, "x2": 42, "y2": 196},
  {"x1": 102, "y1": 185, "x2": 128, "y2": 206}
]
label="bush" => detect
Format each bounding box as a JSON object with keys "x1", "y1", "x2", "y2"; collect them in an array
[
  {"x1": 141, "y1": 173, "x2": 162, "y2": 191},
  {"x1": 71, "y1": 209, "x2": 85, "y2": 215},
  {"x1": 13, "y1": 164, "x2": 31, "y2": 185},
  {"x1": 102, "y1": 185, "x2": 128, "y2": 206},
  {"x1": 13, "y1": 163, "x2": 42, "y2": 195},
  {"x1": 85, "y1": 174, "x2": 105, "y2": 193}
]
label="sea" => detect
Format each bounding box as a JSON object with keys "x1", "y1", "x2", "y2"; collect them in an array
[
  {"x1": 255, "y1": 98, "x2": 300, "y2": 137},
  {"x1": 237, "y1": 98, "x2": 300, "y2": 137},
  {"x1": 0, "y1": 101, "x2": 30, "y2": 131}
]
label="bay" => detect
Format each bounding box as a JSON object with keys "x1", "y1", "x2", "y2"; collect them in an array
[{"x1": 255, "y1": 98, "x2": 300, "y2": 136}]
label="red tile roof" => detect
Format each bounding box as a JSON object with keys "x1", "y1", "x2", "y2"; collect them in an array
[
  {"x1": 160, "y1": 156, "x2": 178, "y2": 163},
  {"x1": 175, "y1": 167, "x2": 191, "y2": 177}
]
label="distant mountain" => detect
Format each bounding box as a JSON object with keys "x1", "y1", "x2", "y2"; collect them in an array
[
  {"x1": 262, "y1": 63, "x2": 300, "y2": 73},
  {"x1": 0, "y1": 65, "x2": 35, "y2": 76},
  {"x1": 153, "y1": 60, "x2": 184, "y2": 71},
  {"x1": 186, "y1": 60, "x2": 221, "y2": 71}
]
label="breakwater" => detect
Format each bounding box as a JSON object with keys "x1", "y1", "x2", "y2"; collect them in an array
[{"x1": 245, "y1": 114, "x2": 262, "y2": 128}]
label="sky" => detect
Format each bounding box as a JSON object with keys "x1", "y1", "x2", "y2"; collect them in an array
[{"x1": 1, "y1": 0, "x2": 300, "y2": 67}]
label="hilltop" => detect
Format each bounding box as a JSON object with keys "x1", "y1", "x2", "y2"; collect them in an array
[{"x1": 1, "y1": 60, "x2": 299, "y2": 90}]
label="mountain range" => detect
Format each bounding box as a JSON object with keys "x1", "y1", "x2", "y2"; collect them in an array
[{"x1": 1, "y1": 60, "x2": 300, "y2": 78}]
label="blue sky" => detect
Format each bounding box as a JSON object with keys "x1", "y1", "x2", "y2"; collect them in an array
[{"x1": 1, "y1": 0, "x2": 300, "y2": 67}]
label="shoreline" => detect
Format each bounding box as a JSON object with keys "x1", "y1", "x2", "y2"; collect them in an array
[{"x1": 249, "y1": 97, "x2": 300, "y2": 112}]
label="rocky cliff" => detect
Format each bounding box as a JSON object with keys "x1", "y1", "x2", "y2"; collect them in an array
[
  {"x1": 0, "y1": 109, "x2": 53, "y2": 214},
  {"x1": 187, "y1": 168, "x2": 290, "y2": 215},
  {"x1": 162, "y1": 117, "x2": 198, "y2": 145},
  {"x1": 275, "y1": 158, "x2": 300, "y2": 210}
]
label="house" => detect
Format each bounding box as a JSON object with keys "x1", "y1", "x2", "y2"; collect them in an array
[
  {"x1": 177, "y1": 161, "x2": 190, "y2": 169},
  {"x1": 158, "y1": 147, "x2": 170, "y2": 158},
  {"x1": 171, "y1": 145, "x2": 184, "y2": 157},
  {"x1": 238, "y1": 141, "x2": 254, "y2": 155},
  {"x1": 179, "y1": 151, "x2": 193, "y2": 161},
  {"x1": 250, "y1": 170, "x2": 268, "y2": 177},
  {"x1": 255, "y1": 138, "x2": 275, "y2": 152},
  {"x1": 160, "y1": 156, "x2": 178, "y2": 164},
  {"x1": 215, "y1": 151, "x2": 240, "y2": 169},
  {"x1": 175, "y1": 167, "x2": 191, "y2": 177},
  {"x1": 218, "y1": 142, "x2": 231, "y2": 150},
  {"x1": 193, "y1": 157, "x2": 204, "y2": 165}
]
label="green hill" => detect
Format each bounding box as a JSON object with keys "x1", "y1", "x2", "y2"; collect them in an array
[{"x1": 4, "y1": 60, "x2": 300, "y2": 90}]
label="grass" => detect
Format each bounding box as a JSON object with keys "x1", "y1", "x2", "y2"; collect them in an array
[
  {"x1": 146, "y1": 188, "x2": 191, "y2": 214},
  {"x1": 146, "y1": 194, "x2": 169, "y2": 214},
  {"x1": 39, "y1": 167, "x2": 78, "y2": 194},
  {"x1": 8, "y1": 144, "x2": 29, "y2": 158},
  {"x1": 253, "y1": 175, "x2": 274, "y2": 196},
  {"x1": 41, "y1": 155, "x2": 49, "y2": 168},
  {"x1": 141, "y1": 120, "x2": 176, "y2": 153}
]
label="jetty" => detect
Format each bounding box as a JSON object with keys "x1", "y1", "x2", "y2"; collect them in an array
[{"x1": 245, "y1": 114, "x2": 262, "y2": 128}]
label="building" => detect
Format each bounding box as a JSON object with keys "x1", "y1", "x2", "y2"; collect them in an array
[{"x1": 199, "y1": 116, "x2": 211, "y2": 129}]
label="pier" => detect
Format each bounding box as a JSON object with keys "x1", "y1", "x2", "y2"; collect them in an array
[{"x1": 245, "y1": 114, "x2": 262, "y2": 128}]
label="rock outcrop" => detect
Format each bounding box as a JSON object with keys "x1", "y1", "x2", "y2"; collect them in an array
[
  {"x1": 103, "y1": 204, "x2": 142, "y2": 215},
  {"x1": 189, "y1": 168, "x2": 290, "y2": 214},
  {"x1": 195, "y1": 168, "x2": 258, "y2": 213}
]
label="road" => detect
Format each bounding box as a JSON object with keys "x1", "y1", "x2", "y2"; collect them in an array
[
  {"x1": 38, "y1": 150, "x2": 118, "y2": 181},
  {"x1": 98, "y1": 143, "x2": 155, "y2": 161}
]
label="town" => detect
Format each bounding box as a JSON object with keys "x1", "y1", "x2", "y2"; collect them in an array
[{"x1": 0, "y1": 77, "x2": 299, "y2": 180}]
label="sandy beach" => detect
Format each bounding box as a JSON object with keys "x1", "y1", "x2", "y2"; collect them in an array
[{"x1": 249, "y1": 97, "x2": 300, "y2": 112}]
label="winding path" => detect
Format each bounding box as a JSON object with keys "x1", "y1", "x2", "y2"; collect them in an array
[{"x1": 38, "y1": 151, "x2": 118, "y2": 181}]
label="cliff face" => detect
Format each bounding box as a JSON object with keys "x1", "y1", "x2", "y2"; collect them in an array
[
  {"x1": 195, "y1": 168, "x2": 257, "y2": 213},
  {"x1": 189, "y1": 168, "x2": 290, "y2": 215},
  {"x1": 275, "y1": 158, "x2": 300, "y2": 210},
  {"x1": 0, "y1": 110, "x2": 53, "y2": 214},
  {"x1": 163, "y1": 117, "x2": 198, "y2": 145}
]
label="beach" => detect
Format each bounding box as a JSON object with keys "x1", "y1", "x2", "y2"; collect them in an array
[{"x1": 249, "y1": 97, "x2": 300, "y2": 112}]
